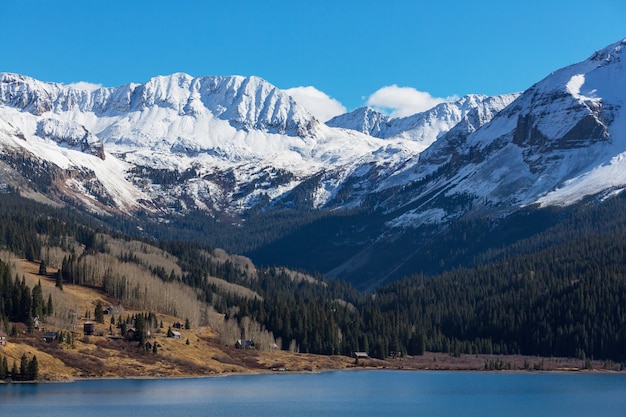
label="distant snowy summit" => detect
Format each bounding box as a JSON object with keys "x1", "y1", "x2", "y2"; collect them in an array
[
  {"x1": 327, "y1": 94, "x2": 518, "y2": 149},
  {"x1": 0, "y1": 38, "x2": 625, "y2": 223},
  {"x1": 0, "y1": 72, "x2": 319, "y2": 138}
]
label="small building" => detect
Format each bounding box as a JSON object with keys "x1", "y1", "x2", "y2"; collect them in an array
[
  {"x1": 43, "y1": 331, "x2": 58, "y2": 343},
  {"x1": 235, "y1": 339, "x2": 255, "y2": 349},
  {"x1": 84, "y1": 322, "x2": 95, "y2": 336},
  {"x1": 353, "y1": 351, "x2": 370, "y2": 360},
  {"x1": 389, "y1": 350, "x2": 403, "y2": 359},
  {"x1": 0, "y1": 330, "x2": 7, "y2": 346},
  {"x1": 170, "y1": 330, "x2": 182, "y2": 339},
  {"x1": 126, "y1": 327, "x2": 137, "y2": 339}
]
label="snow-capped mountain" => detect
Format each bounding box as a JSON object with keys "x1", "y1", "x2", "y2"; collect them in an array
[
  {"x1": 0, "y1": 72, "x2": 317, "y2": 136},
  {"x1": 278, "y1": 38, "x2": 625, "y2": 288},
  {"x1": 0, "y1": 72, "x2": 420, "y2": 215},
  {"x1": 326, "y1": 94, "x2": 518, "y2": 151},
  {"x1": 1, "y1": 38, "x2": 626, "y2": 288},
  {"x1": 374, "y1": 38, "x2": 626, "y2": 230}
]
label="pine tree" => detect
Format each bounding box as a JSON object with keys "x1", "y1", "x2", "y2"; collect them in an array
[
  {"x1": 10, "y1": 361, "x2": 18, "y2": 381},
  {"x1": 19, "y1": 353, "x2": 28, "y2": 381},
  {"x1": 47, "y1": 293, "x2": 54, "y2": 316},
  {"x1": 31, "y1": 280, "x2": 44, "y2": 318},
  {"x1": 0, "y1": 355, "x2": 7, "y2": 379},
  {"x1": 134, "y1": 314, "x2": 146, "y2": 345},
  {"x1": 94, "y1": 301, "x2": 104, "y2": 324},
  {"x1": 27, "y1": 356, "x2": 38, "y2": 380},
  {"x1": 38, "y1": 260, "x2": 46, "y2": 276},
  {"x1": 55, "y1": 269, "x2": 63, "y2": 290}
]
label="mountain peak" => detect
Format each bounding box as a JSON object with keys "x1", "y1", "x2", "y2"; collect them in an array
[
  {"x1": 326, "y1": 106, "x2": 390, "y2": 136},
  {"x1": 327, "y1": 94, "x2": 517, "y2": 150},
  {"x1": 589, "y1": 38, "x2": 626, "y2": 64},
  {"x1": 0, "y1": 72, "x2": 318, "y2": 137},
  {"x1": 0, "y1": 39, "x2": 625, "y2": 226}
]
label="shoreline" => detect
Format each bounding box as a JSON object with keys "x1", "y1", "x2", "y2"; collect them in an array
[
  {"x1": 2, "y1": 351, "x2": 622, "y2": 385},
  {"x1": 2, "y1": 365, "x2": 622, "y2": 386}
]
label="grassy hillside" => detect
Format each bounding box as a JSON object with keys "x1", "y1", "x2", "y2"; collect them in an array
[{"x1": 0, "y1": 256, "x2": 361, "y2": 380}]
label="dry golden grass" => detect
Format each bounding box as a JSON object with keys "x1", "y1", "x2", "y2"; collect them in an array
[
  {"x1": 205, "y1": 276, "x2": 262, "y2": 300},
  {"x1": 1, "y1": 341, "x2": 75, "y2": 381},
  {"x1": 102, "y1": 235, "x2": 183, "y2": 277},
  {"x1": 0, "y1": 257, "x2": 357, "y2": 380},
  {"x1": 205, "y1": 248, "x2": 256, "y2": 276}
]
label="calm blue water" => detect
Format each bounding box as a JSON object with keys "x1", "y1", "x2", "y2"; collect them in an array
[{"x1": 1, "y1": 371, "x2": 625, "y2": 417}]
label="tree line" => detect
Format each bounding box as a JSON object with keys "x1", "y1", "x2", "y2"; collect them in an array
[
  {"x1": 1, "y1": 189, "x2": 626, "y2": 365},
  {"x1": 0, "y1": 353, "x2": 38, "y2": 381},
  {"x1": 0, "y1": 260, "x2": 53, "y2": 330}
]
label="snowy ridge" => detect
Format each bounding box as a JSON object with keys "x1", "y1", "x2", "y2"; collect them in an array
[
  {"x1": 0, "y1": 38, "x2": 626, "y2": 226},
  {"x1": 0, "y1": 72, "x2": 318, "y2": 137},
  {"x1": 326, "y1": 107, "x2": 390, "y2": 137},
  {"x1": 36, "y1": 118, "x2": 105, "y2": 159},
  {"x1": 0, "y1": 72, "x2": 416, "y2": 214},
  {"x1": 327, "y1": 94, "x2": 519, "y2": 152},
  {"x1": 377, "y1": 38, "x2": 626, "y2": 230}
]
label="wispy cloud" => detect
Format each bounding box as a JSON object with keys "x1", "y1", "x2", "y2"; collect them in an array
[
  {"x1": 366, "y1": 85, "x2": 458, "y2": 118},
  {"x1": 68, "y1": 81, "x2": 103, "y2": 91},
  {"x1": 285, "y1": 86, "x2": 347, "y2": 122}
]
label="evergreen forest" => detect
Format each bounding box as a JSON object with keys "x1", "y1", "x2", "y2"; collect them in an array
[{"x1": 0, "y1": 188, "x2": 625, "y2": 369}]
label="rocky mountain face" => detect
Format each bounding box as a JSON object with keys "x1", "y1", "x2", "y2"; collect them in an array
[
  {"x1": 307, "y1": 39, "x2": 626, "y2": 288},
  {"x1": 385, "y1": 38, "x2": 626, "y2": 219},
  {"x1": 1, "y1": 39, "x2": 625, "y2": 288}
]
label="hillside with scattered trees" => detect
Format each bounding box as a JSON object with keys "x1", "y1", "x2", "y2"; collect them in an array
[{"x1": 1, "y1": 189, "x2": 626, "y2": 380}]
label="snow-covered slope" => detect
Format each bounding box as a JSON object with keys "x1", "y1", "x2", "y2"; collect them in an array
[
  {"x1": 327, "y1": 94, "x2": 518, "y2": 151},
  {"x1": 0, "y1": 72, "x2": 421, "y2": 215},
  {"x1": 374, "y1": 38, "x2": 626, "y2": 229},
  {"x1": 1, "y1": 38, "x2": 625, "y2": 230},
  {"x1": 0, "y1": 72, "x2": 317, "y2": 136}
]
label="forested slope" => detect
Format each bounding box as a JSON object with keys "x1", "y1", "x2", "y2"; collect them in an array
[{"x1": 1, "y1": 190, "x2": 625, "y2": 365}]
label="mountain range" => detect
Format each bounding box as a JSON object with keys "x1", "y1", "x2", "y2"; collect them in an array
[{"x1": 1, "y1": 38, "x2": 625, "y2": 289}]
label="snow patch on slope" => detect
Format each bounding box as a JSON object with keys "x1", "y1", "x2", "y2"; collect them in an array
[
  {"x1": 536, "y1": 152, "x2": 626, "y2": 206},
  {"x1": 566, "y1": 74, "x2": 586, "y2": 98},
  {"x1": 0, "y1": 105, "x2": 147, "y2": 212}
]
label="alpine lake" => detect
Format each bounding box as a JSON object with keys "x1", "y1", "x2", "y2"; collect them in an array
[{"x1": 1, "y1": 370, "x2": 625, "y2": 417}]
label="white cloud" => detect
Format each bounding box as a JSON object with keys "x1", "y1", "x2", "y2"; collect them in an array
[
  {"x1": 68, "y1": 81, "x2": 103, "y2": 91},
  {"x1": 366, "y1": 85, "x2": 458, "y2": 118},
  {"x1": 284, "y1": 86, "x2": 347, "y2": 122}
]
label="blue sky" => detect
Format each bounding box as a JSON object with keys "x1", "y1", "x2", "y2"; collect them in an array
[{"x1": 2, "y1": 0, "x2": 625, "y2": 120}]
